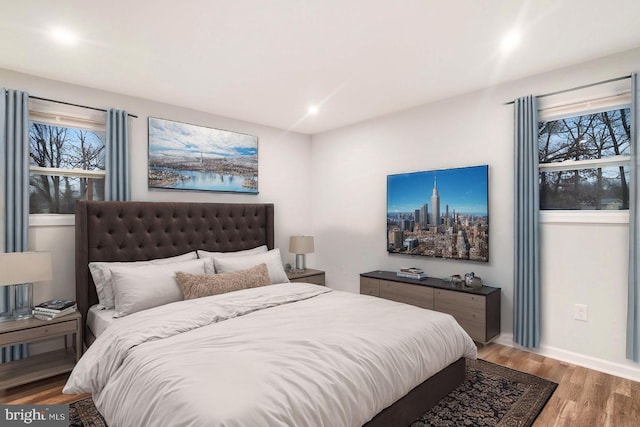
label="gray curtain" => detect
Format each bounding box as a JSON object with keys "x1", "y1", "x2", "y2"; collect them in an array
[
  {"x1": 1, "y1": 88, "x2": 30, "y2": 361},
  {"x1": 627, "y1": 73, "x2": 639, "y2": 361},
  {"x1": 105, "y1": 109, "x2": 130, "y2": 201},
  {"x1": 513, "y1": 95, "x2": 541, "y2": 348}
]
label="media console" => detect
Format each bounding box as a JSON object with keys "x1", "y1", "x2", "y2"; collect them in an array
[{"x1": 360, "y1": 271, "x2": 500, "y2": 344}]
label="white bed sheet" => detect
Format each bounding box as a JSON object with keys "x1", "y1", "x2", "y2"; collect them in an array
[
  {"x1": 65, "y1": 283, "x2": 477, "y2": 427},
  {"x1": 86, "y1": 305, "x2": 117, "y2": 339}
]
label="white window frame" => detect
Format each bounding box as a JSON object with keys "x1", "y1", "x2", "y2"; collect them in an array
[
  {"x1": 537, "y1": 79, "x2": 632, "y2": 225},
  {"x1": 28, "y1": 99, "x2": 107, "y2": 227}
]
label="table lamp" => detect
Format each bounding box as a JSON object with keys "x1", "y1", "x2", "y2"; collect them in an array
[
  {"x1": 0, "y1": 251, "x2": 53, "y2": 322},
  {"x1": 289, "y1": 236, "x2": 314, "y2": 271}
]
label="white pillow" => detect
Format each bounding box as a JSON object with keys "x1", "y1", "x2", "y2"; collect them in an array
[
  {"x1": 110, "y1": 258, "x2": 210, "y2": 317},
  {"x1": 213, "y1": 248, "x2": 289, "y2": 285},
  {"x1": 197, "y1": 245, "x2": 268, "y2": 259},
  {"x1": 198, "y1": 245, "x2": 268, "y2": 274},
  {"x1": 89, "y1": 252, "x2": 198, "y2": 308}
]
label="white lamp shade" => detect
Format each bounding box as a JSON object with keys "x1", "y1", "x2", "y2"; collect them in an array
[
  {"x1": 0, "y1": 252, "x2": 53, "y2": 286},
  {"x1": 289, "y1": 236, "x2": 314, "y2": 254}
]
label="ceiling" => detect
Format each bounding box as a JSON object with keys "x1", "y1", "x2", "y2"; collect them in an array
[{"x1": 2, "y1": 0, "x2": 640, "y2": 135}]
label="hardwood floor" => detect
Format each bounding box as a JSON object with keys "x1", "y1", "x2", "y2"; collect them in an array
[
  {"x1": 0, "y1": 372, "x2": 87, "y2": 405},
  {"x1": 478, "y1": 343, "x2": 640, "y2": 427},
  {"x1": 1, "y1": 343, "x2": 639, "y2": 426}
]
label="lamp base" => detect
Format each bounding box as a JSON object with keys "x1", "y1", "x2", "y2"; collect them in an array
[
  {"x1": 0, "y1": 308, "x2": 33, "y2": 322},
  {"x1": 295, "y1": 254, "x2": 306, "y2": 271},
  {"x1": 13, "y1": 307, "x2": 33, "y2": 321},
  {"x1": 0, "y1": 311, "x2": 16, "y2": 323}
]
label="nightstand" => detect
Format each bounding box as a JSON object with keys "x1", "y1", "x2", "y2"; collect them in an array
[
  {"x1": 287, "y1": 269, "x2": 326, "y2": 286},
  {"x1": 0, "y1": 311, "x2": 82, "y2": 389}
]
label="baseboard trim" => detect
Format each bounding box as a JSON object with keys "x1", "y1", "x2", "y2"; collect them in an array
[{"x1": 494, "y1": 334, "x2": 640, "y2": 383}]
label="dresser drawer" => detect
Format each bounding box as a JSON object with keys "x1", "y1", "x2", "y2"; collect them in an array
[
  {"x1": 455, "y1": 319, "x2": 485, "y2": 342},
  {"x1": 380, "y1": 280, "x2": 434, "y2": 309},
  {"x1": 434, "y1": 289, "x2": 487, "y2": 342},
  {"x1": 434, "y1": 289, "x2": 485, "y2": 312},
  {"x1": 0, "y1": 320, "x2": 77, "y2": 347},
  {"x1": 360, "y1": 277, "x2": 380, "y2": 296}
]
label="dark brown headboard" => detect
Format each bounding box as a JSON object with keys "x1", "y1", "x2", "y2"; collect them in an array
[{"x1": 75, "y1": 200, "x2": 275, "y2": 341}]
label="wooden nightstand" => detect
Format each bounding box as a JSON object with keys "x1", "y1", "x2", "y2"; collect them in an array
[
  {"x1": 287, "y1": 269, "x2": 326, "y2": 286},
  {"x1": 0, "y1": 311, "x2": 82, "y2": 389}
]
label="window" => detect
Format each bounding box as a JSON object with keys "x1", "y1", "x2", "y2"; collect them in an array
[
  {"x1": 536, "y1": 77, "x2": 632, "y2": 223},
  {"x1": 28, "y1": 100, "x2": 106, "y2": 214},
  {"x1": 538, "y1": 107, "x2": 631, "y2": 211}
]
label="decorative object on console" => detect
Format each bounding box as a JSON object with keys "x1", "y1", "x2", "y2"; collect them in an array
[
  {"x1": 447, "y1": 274, "x2": 464, "y2": 287},
  {"x1": 0, "y1": 251, "x2": 52, "y2": 322},
  {"x1": 387, "y1": 165, "x2": 489, "y2": 262},
  {"x1": 464, "y1": 272, "x2": 475, "y2": 286},
  {"x1": 148, "y1": 117, "x2": 259, "y2": 194},
  {"x1": 289, "y1": 235, "x2": 314, "y2": 271},
  {"x1": 465, "y1": 272, "x2": 483, "y2": 289},
  {"x1": 397, "y1": 268, "x2": 428, "y2": 280}
]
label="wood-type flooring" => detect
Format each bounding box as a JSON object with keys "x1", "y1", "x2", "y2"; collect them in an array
[{"x1": 1, "y1": 343, "x2": 639, "y2": 426}]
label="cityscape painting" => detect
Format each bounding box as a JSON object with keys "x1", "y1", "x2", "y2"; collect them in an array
[
  {"x1": 387, "y1": 165, "x2": 489, "y2": 262},
  {"x1": 148, "y1": 117, "x2": 258, "y2": 193}
]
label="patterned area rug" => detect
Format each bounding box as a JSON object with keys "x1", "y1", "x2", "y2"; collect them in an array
[
  {"x1": 412, "y1": 359, "x2": 557, "y2": 426},
  {"x1": 69, "y1": 359, "x2": 556, "y2": 427}
]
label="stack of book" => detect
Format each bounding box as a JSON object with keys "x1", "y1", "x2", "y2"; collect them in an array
[
  {"x1": 397, "y1": 268, "x2": 428, "y2": 280},
  {"x1": 32, "y1": 299, "x2": 77, "y2": 321}
]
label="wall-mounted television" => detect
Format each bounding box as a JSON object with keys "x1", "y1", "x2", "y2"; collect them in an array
[{"x1": 387, "y1": 165, "x2": 489, "y2": 262}]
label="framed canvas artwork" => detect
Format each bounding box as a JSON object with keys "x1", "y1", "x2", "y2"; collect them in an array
[
  {"x1": 148, "y1": 117, "x2": 258, "y2": 194},
  {"x1": 387, "y1": 165, "x2": 489, "y2": 262}
]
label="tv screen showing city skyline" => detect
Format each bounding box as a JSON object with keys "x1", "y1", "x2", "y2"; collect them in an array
[{"x1": 387, "y1": 165, "x2": 489, "y2": 262}]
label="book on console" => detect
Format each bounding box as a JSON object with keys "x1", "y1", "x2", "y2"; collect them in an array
[
  {"x1": 33, "y1": 306, "x2": 77, "y2": 320},
  {"x1": 34, "y1": 299, "x2": 76, "y2": 313},
  {"x1": 397, "y1": 271, "x2": 428, "y2": 280},
  {"x1": 399, "y1": 267, "x2": 424, "y2": 274}
]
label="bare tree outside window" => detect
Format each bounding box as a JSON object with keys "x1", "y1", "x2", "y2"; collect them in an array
[
  {"x1": 538, "y1": 108, "x2": 631, "y2": 210},
  {"x1": 29, "y1": 122, "x2": 105, "y2": 214}
]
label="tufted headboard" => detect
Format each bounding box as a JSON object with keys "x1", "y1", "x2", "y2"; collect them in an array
[{"x1": 75, "y1": 200, "x2": 275, "y2": 342}]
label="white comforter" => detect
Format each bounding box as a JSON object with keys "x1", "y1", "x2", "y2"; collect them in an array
[{"x1": 64, "y1": 283, "x2": 477, "y2": 427}]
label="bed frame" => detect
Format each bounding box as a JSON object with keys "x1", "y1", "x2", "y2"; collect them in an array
[
  {"x1": 75, "y1": 200, "x2": 275, "y2": 343},
  {"x1": 75, "y1": 200, "x2": 464, "y2": 427}
]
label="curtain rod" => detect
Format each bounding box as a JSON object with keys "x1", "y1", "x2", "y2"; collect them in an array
[
  {"x1": 504, "y1": 74, "x2": 632, "y2": 105},
  {"x1": 29, "y1": 95, "x2": 138, "y2": 118}
]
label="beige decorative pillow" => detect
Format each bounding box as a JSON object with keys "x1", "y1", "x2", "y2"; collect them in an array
[{"x1": 175, "y1": 263, "x2": 271, "y2": 300}]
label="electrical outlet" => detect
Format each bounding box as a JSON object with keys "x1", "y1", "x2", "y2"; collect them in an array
[{"x1": 574, "y1": 304, "x2": 588, "y2": 321}]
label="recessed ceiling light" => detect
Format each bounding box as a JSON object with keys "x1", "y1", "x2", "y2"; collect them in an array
[
  {"x1": 500, "y1": 30, "x2": 521, "y2": 52},
  {"x1": 50, "y1": 27, "x2": 79, "y2": 45},
  {"x1": 308, "y1": 105, "x2": 319, "y2": 115}
]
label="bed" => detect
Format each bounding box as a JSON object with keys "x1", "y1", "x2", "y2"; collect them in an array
[{"x1": 66, "y1": 200, "x2": 477, "y2": 427}]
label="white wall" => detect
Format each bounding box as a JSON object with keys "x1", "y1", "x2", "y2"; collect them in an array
[
  {"x1": 3, "y1": 47, "x2": 640, "y2": 381},
  {"x1": 311, "y1": 47, "x2": 640, "y2": 381},
  {"x1": 0, "y1": 67, "x2": 314, "y2": 324}
]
